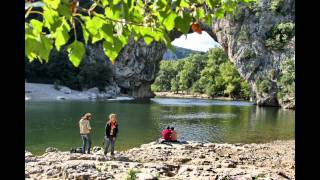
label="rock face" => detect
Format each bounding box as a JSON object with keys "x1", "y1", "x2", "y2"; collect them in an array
[
  {"x1": 83, "y1": 38, "x2": 166, "y2": 98},
  {"x1": 212, "y1": 0, "x2": 295, "y2": 108},
  {"x1": 25, "y1": 140, "x2": 295, "y2": 180},
  {"x1": 114, "y1": 38, "x2": 166, "y2": 98}
]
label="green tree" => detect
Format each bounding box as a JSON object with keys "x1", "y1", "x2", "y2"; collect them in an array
[
  {"x1": 152, "y1": 47, "x2": 250, "y2": 100},
  {"x1": 178, "y1": 59, "x2": 198, "y2": 94},
  {"x1": 277, "y1": 58, "x2": 295, "y2": 104},
  {"x1": 152, "y1": 61, "x2": 177, "y2": 91},
  {"x1": 170, "y1": 76, "x2": 180, "y2": 93},
  {"x1": 195, "y1": 48, "x2": 228, "y2": 97}
]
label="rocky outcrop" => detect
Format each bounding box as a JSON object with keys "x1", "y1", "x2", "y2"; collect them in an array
[
  {"x1": 49, "y1": 38, "x2": 166, "y2": 99},
  {"x1": 25, "y1": 83, "x2": 122, "y2": 101},
  {"x1": 212, "y1": 0, "x2": 295, "y2": 108},
  {"x1": 114, "y1": 38, "x2": 166, "y2": 98},
  {"x1": 25, "y1": 140, "x2": 295, "y2": 179}
]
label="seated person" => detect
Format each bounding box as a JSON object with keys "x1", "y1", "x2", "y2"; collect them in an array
[
  {"x1": 170, "y1": 127, "x2": 178, "y2": 142},
  {"x1": 161, "y1": 126, "x2": 172, "y2": 142}
]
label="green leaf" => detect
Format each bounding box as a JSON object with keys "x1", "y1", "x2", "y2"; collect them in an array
[
  {"x1": 30, "y1": 19, "x2": 43, "y2": 34},
  {"x1": 103, "y1": 37, "x2": 125, "y2": 63},
  {"x1": 119, "y1": 34, "x2": 129, "y2": 45},
  {"x1": 57, "y1": 2, "x2": 71, "y2": 19},
  {"x1": 206, "y1": 0, "x2": 219, "y2": 9},
  {"x1": 175, "y1": 13, "x2": 192, "y2": 34},
  {"x1": 92, "y1": 31, "x2": 104, "y2": 43},
  {"x1": 125, "y1": 0, "x2": 134, "y2": 9},
  {"x1": 82, "y1": 27, "x2": 89, "y2": 44},
  {"x1": 25, "y1": 23, "x2": 32, "y2": 37},
  {"x1": 160, "y1": 10, "x2": 177, "y2": 31},
  {"x1": 25, "y1": 33, "x2": 53, "y2": 62},
  {"x1": 101, "y1": 0, "x2": 109, "y2": 7},
  {"x1": 85, "y1": 16, "x2": 104, "y2": 36},
  {"x1": 128, "y1": 6, "x2": 143, "y2": 22},
  {"x1": 196, "y1": 8, "x2": 205, "y2": 19},
  {"x1": 43, "y1": 0, "x2": 60, "y2": 9},
  {"x1": 156, "y1": 0, "x2": 168, "y2": 11},
  {"x1": 179, "y1": 0, "x2": 189, "y2": 8},
  {"x1": 43, "y1": 6, "x2": 60, "y2": 31},
  {"x1": 100, "y1": 23, "x2": 114, "y2": 43},
  {"x1": 39, "y1": 35, "x2": 53, "y2": 62},
  {"x1": 105, "y1": 7, "x2": 122, "y2": 20},
  {"x1": 111, "y1": 0, "x2": 121, "y2": 5},
  {"x1": 161, "y1": 33, "x2": 172, "y2": 48},
  {"x1": 67, "y1": 41, "x2": 85, "y2": 67},
  {"x1": 144, "y1": 36, "x2": 153, "y2": 45},
  {"x1": 55, "y1": 19, "x2": 70, "y2": 51},
  {"x1": 25, "y1": 35, "x2": 40, "y2": 61}
]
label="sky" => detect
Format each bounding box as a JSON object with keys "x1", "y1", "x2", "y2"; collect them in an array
[{"x1": 172, "y1": 31, "x2": 221, "y2": 52}]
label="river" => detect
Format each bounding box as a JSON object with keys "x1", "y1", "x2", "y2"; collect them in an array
[{"x1": 25, "y1": 98, "x2": 295, "y2": 154}]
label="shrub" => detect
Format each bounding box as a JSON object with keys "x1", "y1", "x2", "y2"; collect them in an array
[
  {"x1": 270, "y1": 0, "x2": 284, "y2": 12},
  {"x1": 238, "y1": 29, "x2": 249, "y2": 42},
  {"x1": 277, "y1": 58, "x2": 295, "y2": 101},
  {"x1": 266, "y1": 22, "x2": 295, "y2": 50},
  {"x1": 242, "y1": 48, "x2": 256, "y2": 60},
  {"x1": 256, "y1": 78, "x2": 272, "y2": 94},
  {"x1": 232, "y1": 5, "x2": 246, "y2": 22},
  {"x1": 126, "y1": 169, "x2": 141, "y2": 180}
]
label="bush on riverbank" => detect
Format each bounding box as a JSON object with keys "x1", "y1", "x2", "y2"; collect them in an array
[{"x1": 151, "y1": 48, "x2": 251, "y2": 100}]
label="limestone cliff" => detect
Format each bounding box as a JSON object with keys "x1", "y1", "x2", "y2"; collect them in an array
[
  {"x1": 114, "y1": 38, "x2": 166, "y2": 98},
  {"x1": 212, "y1": 0, "x2": 295, "y2": 108},
  {"x1": 83, "y1": 38, "x2": 166, "y2": 98}
]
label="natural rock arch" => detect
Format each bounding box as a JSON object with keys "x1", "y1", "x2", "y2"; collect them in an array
[{"x1": 167, "y1": 0, "x2": 295, "y2": 108}]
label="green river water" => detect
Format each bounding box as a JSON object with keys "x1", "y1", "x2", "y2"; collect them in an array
[{"x1": 25, "y1": 98, "x2": 295, "y2": 155}]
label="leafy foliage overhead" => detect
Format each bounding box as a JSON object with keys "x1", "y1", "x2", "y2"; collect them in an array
[{"x1": 25, "y1": 0, "x2": 255, "y2": 67}]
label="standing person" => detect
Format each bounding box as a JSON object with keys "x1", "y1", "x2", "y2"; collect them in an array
[
  {"x1": 104, "y1": 113, "x2": 118, "y2": 157},
  {"x1": 79, "y1": 113, "x2": 92, "y2": 154}
]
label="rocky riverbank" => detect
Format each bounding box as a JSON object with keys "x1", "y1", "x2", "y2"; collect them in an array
[
  {"x1": 25, "y1": 140, "x2": 294, "y2": 179},
  {"x1": 25, "y1": 83, "x2": 134, "y2": 101}
]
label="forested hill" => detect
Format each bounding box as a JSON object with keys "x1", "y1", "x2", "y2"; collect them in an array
[{"x1": 162, "y1": 46, "x2": 204, "y2": 60}]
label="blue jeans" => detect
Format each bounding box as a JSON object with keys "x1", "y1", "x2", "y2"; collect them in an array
[
  {"x1": 104, "y1": 136, "x2": 116, "y2": 155},
  {"x1": 81, "y1": 134, "x2": 91, "y2": 154}
]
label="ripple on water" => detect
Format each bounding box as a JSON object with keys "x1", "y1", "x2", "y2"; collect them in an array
[{"x1": 162, "y1": 112, "x2": 237, "y2": 120}]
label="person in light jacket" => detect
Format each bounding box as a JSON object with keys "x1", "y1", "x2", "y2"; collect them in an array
[
  {"x1": 79, "y1": 113, "x2": 92, "y2": 154},
  {"x1": 104, "y1": 113, "x2": 118, "y2": 157}
]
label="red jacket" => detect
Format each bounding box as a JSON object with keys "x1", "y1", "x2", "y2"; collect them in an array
[{"x1": 161, "y1": 129, "x2": 171, "y2": 140}]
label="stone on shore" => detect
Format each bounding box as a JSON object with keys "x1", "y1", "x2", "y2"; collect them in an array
[{"x1": 25, "y1": 140, "x2": 295, "y2": 179}]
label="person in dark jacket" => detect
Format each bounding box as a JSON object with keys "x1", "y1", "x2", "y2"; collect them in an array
[{"x1": 104, "y1": 113, "x2": 118, "y2": 157}]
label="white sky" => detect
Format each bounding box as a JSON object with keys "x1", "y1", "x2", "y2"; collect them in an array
[{"x1": 172, "y1": 31, "x2": 221, "y2": 52}]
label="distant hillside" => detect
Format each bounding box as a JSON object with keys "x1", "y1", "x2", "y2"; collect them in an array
[{"x1": 162, "y1": 46, "x2": 204, "y2": 60}]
